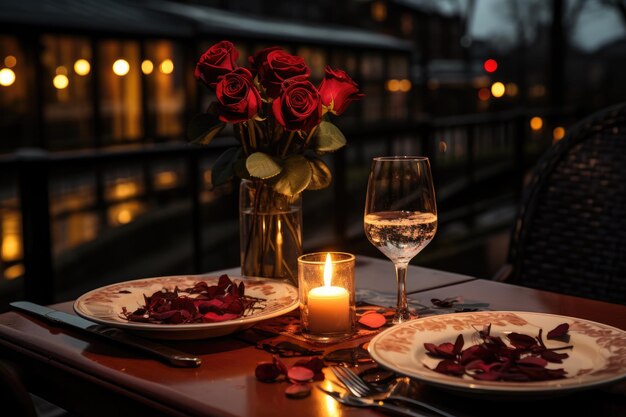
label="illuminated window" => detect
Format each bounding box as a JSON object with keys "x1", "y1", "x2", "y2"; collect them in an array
[
  {"x1": 371, "y1": 1, "x2": 387, "y2": 22},
  {"x1": 387, "y1": 55, "x2": 410, "y2": 120},
  {"x1": 401, "y1": 13, "x2": 413, "y2": 35},
  {"x1": 296, "y1": 47, "x2": 326, "y2": 81},
  {"x1": 145, "y1": 40, "x2": 185, "y2": 139},
  {"x1": 0, "y1": 36, "x2": 31, "y2": 153},
  {"x1": 41, "y1": 35, "x2": 94, "y2": 150},
  {"x1": 99, "y1": 40, "x2": 143, "y2": 143}
]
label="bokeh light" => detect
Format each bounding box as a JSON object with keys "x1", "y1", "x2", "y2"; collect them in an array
[
  {"x1": 55, "y1": 66, "x2": 68, "y2": 75},
  {"x1": 159, "y1": 59, "x2": 174, "y2": 74},
  {"x1": 553, "y1": 126, "x2": 565, "y2": 141},
  {"x1": 398, "y1": 79, "x2": 411, "y2": 92},
  {"x1": 0, "y1": 68, "x2": 16, "y2": 87},
  {"x1": 491, "y1": 82, "x2": 505, "y2": 98},
  {"x1": 386, "y1": 79, "x2": 400, "y2": 92},
  {"x1": 74, "y1": 59, "x2": 91, "y2": 76},
  {"x1": 113, "y1": 59, "x2": 130, "y2": 76},
  {"x1": 530, "y1": 116, "x2": 543, "y2": 131},
  {"x1": 53, "y1": 74, "x2": 69, "y2": 89},
  {"x1": 4, "y1": 55, "x2": 16, "y2": 68},
  {"x1": 483, "y1": 59, "x2": 498, "y2": 73},
  {"x1": 141, "y1": 60, "x2": 154, "y2": 75},
  {"x1": 478, "y1": 87, "x2": 490, "y2": 101}
]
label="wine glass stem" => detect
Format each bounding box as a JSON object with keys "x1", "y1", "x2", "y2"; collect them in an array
[{"x1": 394, "y1": 262, "x2": 410, "y2": 323}]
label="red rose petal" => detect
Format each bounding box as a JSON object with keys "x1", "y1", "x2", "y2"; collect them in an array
[
  {"x1": 273, "y1": 355, "x2": 289, "y2": 376},
  {"x1": 285, "y1": 383, "x2": 311, "y2": 399},
  {"x1": 547, "y1": 323, "x2": 569, "y2": 340},
  {"x1": 358, "y1": 312, "x2": 386, "y2": 329},
  {"x1": 287, "y1": 366, "x2": 314, "y2": 382},
  {"x1": 255, "y1": 362, "x2": 281, "y2": 381}
]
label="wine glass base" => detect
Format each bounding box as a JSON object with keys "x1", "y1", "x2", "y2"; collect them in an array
[{"x1": 392, "y1": 309, "x2": 418, "y2": 324}]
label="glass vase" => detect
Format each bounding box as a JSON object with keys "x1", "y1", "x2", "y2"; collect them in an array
[{"x1": 239, "y1": 179, "x2": 302, "y2": 285}]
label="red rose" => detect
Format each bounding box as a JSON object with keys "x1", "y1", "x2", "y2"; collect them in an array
[
  {"x1": 215, "y1": 68, "x2": 262, "y2": 123},
  {"x1": 195, "y1": 41, "x2": 239, "y2": 90},
  {"x1": 258, "y1": 50, "x2": 310, "y2": 98},
  {"x1": 248, "y1": 46, "x2": 281, "y2": 76},
  {"x1": 272, "y1": 77, "x2": 322, "y2": 132},
  {"x1": 318, "y1": 66, "x2": 364, "y2": 115}
]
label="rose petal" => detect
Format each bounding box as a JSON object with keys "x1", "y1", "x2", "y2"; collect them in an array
[
  {"x1": 547, "y1": 323, "x2": 570, "y2": 340},
  {"x1": 285, "y1": 383, "x2": 311, "y2": 399},
  {"x1": 287, "y1": 366, "x2": 315, "y2": 382},
  {"x1": 358, "y1": 312, "x2": 386, "y2": 329},
  {"x1": 255, "y1": 362, "x2": 281, "y2": 381}
]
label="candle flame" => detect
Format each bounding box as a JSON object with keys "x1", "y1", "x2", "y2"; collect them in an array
[
  {"x1": 277, "y1": 219, "x2": 283, "y2": 244},
  {"x1": 324, "y1": 253, "x2": 332, "y2": 287}
]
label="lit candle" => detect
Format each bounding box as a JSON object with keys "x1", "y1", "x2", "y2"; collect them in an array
[
  {"x1": 307, "y1": 253, "x2": 350, "y2": 333},
  {"x1": 275, "y1": 219, "x2": 283, "y2": 277}
]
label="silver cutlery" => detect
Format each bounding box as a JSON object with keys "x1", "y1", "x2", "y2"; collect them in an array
[
  {"x1": 10, "y1": 301, "x2": 202, "y2": 368},
  {"x1": 317, "y1": 387, "x2": 430, "y2": 417},
  {"x1": 331, "y1": 366, "x2": 456, "y2": 417}
]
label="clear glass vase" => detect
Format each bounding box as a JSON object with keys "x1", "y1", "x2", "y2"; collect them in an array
[{"x1": 239, "y1": 179, "x2": 302, "y2": 285}]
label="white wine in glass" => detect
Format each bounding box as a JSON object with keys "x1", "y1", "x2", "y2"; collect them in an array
[{"x1": 364, "y1": 156, "x2": 437, "y2": 323}]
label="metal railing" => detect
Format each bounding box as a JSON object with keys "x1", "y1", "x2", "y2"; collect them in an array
[{"x1": 0, "y1": 109, "x2": 561, "y2": 305}]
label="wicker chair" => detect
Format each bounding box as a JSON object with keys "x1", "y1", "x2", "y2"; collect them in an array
[{"x1": 496, "y1": 102, "x2": 626, "y2": 305}]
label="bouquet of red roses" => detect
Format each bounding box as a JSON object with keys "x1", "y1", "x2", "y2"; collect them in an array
[{"x1": 189, "y1": 40, "x2": 363, "y2": 197}]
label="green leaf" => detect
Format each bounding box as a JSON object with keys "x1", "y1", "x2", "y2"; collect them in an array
[
  {"x1": 306, "y1": 156, "x2": 332, "y2": 190},
  {"x1": 312, "y1": 121, "x2": 347, "y2": 153},
  {"x1": 246, "y1": 152, "x2": 282, "y2": 179},
  {"x1": 273, "y1": 155, "x2": 312, "y2": 196},
  {"x1": 211, "y1": 147, "x2": 240, "y2": 186},
  {"x1": 188, "y1": 111, "x2": 225, "y2": 145}
]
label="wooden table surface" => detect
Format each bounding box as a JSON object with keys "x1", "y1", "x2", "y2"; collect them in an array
[{"x1": 1, "y1": 259, "x2": 625, "y2": 417}]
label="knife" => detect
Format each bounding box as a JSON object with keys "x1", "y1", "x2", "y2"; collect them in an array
[{"x1": 9, "y1": 301, "x2": 202, "y2": 368}]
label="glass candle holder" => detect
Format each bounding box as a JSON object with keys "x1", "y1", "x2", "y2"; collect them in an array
[{"x1": 297, "y1": 252, "x2": 356, "y2": 342}]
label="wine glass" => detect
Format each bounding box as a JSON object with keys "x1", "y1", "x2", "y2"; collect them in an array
[{"x1": 364, "y1": 156, "x2": 437, "y2": 324}]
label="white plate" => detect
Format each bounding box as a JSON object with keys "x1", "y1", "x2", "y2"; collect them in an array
[
  {"x1": 74, "y1": 274, "x2": 299, "y2": 340},
  {"x1": 368, "y1": 311, "x2": 626, "y2": 397}
]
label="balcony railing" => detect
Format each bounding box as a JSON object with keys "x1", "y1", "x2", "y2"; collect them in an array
[{"x1": 0, "y1": 109, "x2": 563, "y2": 306}]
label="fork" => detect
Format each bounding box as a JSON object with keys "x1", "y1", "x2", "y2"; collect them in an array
[
  {"x1": 331, "y1": 366, "x2": 457, "y2": 417},
  {"x1": 317, "y1": 386, "x2": 429, "y2": 417}
]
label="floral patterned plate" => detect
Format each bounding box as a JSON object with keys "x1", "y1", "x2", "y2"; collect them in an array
[
  {"x1": 368, "y1": 311, "x2": 626, "y2": 397},
  {"x1": 74, "y1": 275, "x2": 299, "y2": 340}
]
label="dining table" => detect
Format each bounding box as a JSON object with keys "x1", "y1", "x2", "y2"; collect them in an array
[{"x1": 0, "y1": 254, "x2": 624, "y2": 417}]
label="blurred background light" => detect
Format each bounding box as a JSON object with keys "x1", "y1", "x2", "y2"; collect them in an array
[
  {"x1": 159, "y1": 59, "x2": 174, "y2": 74},
  {"x1": 74, "y1": 59, "x2": 91, "y2": 76},
  {"x1": 371, "y1": 0, "x2": 387, "y2": 22},
  {"x1": 53, "y1": 74, "x2": 69, "y2": 89},
  {"x1": 112, "y1": 59, "x2": 130, "y2": 76},
  {"x1": 530, "y1": 116, "x2": 543, "y2": 131},
  {"x1": 0, "y1": 68, "x2": 16, "y2": 87},
  {"x1": 553, "y1": 126, "x2": 565, "y2": 141},
  {"x1": 478, "y1": 87, "x2": 490, "y2": 101},
  {"x1": 4, "y1": 55, "x2": 16, "y2": 68},
  {"x1": 141, "y1": 60, "x2": 154, "y2": 75},
  {"x1": 505, "y1": 83, "x2": 519, "y2": 97},
  {"x1": 386, "y1": 79, "x2": 400, "y2": 92},
  {"x1": 491, "y1": 82, "x2": 505, "y2": 98},
  {"x1": 398, "y1": 79, "x2": 411, "y2": 92},
  {"x1": 483, "y1": 58, "x2": 498, "y2": 73}
]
